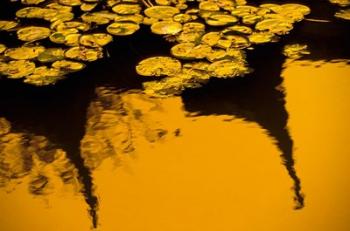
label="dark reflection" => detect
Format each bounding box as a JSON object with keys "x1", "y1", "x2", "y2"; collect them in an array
[{"x1": 181, "y1": 42, "x2": 305, "y2": 209}]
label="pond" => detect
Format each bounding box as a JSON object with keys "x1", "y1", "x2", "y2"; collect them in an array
[{"x1": 1, "y1": 0, "x2": 350, "y2": 230}]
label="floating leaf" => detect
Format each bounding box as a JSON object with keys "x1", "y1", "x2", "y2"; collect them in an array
[
  {"x1": 5, "y1": 46, "x2": 45, "y2": 60},
  {"x1": 329, "y1": 0, "x2": 350, "y2": 7},
  {"x1": 335, "y1": 9, "x2": 350, "y2": 20},
  {"x1": 37, "y1": 48, "x2": 65, "y2": 63},
  {"x1": 80, "y1": 33, "x2": 113, "y2": 47},
  {"x1": 81, "y1": 3, "x2": 98, "y2": 12},
  {"x1": 136, "y1": 56, "x2": 182, "y2": 77},
  {"x1": 114, "y1": 14, "x2": 144, "y2": 24},
  {"x1": 144, "y1": 6, "x2": 180, "y2": 19},
  {"x1": 107, "y1": 22, "x2": 140, "y2": 36},
  {"x1": 0, "y1": 44, "x2": 6, "y2": 54},
  {"x1": 52, "y1": 60, "x2": 85, "y2": 72},
  {"x1": 112, "y1": 4, "x2": 142, "y2": 15},
  {"x1": 205, "y1": 13, "x2": 238, "y2": 26},
  {"x1": 1, "y1": 60, "x2": 36, "y2": 79},
  {"x1": 208, "y1": 59, "x2": 249, "y2": 78},
  {"x1": 17, "y1": 26, "x2": 51, "y2": 42},
  {"x1": 171, "y1": 43, "x2": 212, "y2": 59},
  {"x1": 283, "y1": 44, "x2": 310, "y2": 59},
  {"x1": 0, "y1": 20, "x2": 18, "y2": 31},
  {"x1": 255, "y1": 19, "x2": 293, "y2": 35},
  {"x1": 24, "y1": 66, "x2": 65, "y2": 86},
  {"x1": 65, "y1": 46, "x2": 103, "y2": 62},
  {"x1": 248, "y1": 32, "x2": 276, "y2": 44},
  {"x1": 21, "y1": 0, "x2": 46, "y2": 4},
  {"x1": 151, "y1": 21, "x2": 182, "y2": 35}
]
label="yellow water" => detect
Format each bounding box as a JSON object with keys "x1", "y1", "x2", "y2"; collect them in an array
[{"x1": 1, "y1": 59, "x2": 350, "y2": 231}]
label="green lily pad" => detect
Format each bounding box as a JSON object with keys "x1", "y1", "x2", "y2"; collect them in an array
[
  {"x1": 82, "y1": 12, "x2": 112, "y2": 25},
  {"x1": 17, "y1": 26, "x2": 51, "y2": 42},
  {"x1": 151, "y1": 21, "x2": 182, "y2": 35},
  {"x1": 171, "y1": 43, "x2": 212, "y2": 59},
  {"x1": 136, "y1": 56, "x2": 182, "y2": 77},
  {"x1": 55, "y1": 21, "x2": 91, "y2": 32},
  {"x1": 173, "y1": 13, "x2": 192, "y2": 23},
  {"x1": 199, "y1": 1, "x2": 220, "y2": 11},
  {"x1": 79, "y1": 33, "x2": 113, "y2": 47},
  {"x1": 216, "y1": 35, "x2": 250, "y2": 49},
  {"x1": 37, "y1": 48, "x2": 65, "y2": 63},
  {"x1": 52, "y1": 60, "x2": 85, "y2": 72},
  {"x1": 24, "y1": 66, "x2": 65, "y2": 86},
  {"x1": 330, "y1": 0, "x2": 350, "y2": 7},
  {"x1": 206, "y1": 48, "x2": 245, "y2": 62},
  {"x1": 222, "y1": 25, "x2": 252, "y2": 35},
  {"x1": 5, "y1": 46, "x2": 45, "y2": 60},
  {"x1": 144, "y1": 6, "x2": 180, "y2": 19},
  {"x1": 107, "y1": 22, "x2": 140, "y2": 36},
  {"x1": 0, "y1": 20, "x2": 18, "y2": 31},
  {"x1": 112, "y1": 3, "x2": 142, "y2": 15},
  {"x1": 65, "y1": 46, "x2": 103, "y2": 61},
  {"x1": 2, "y1": 60, "x2": 36, "y2": 79},
  {"x1": 280, "y1": 4, "x2": 311, "y2": 16}
]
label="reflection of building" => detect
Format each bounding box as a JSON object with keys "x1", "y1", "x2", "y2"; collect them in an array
[
  {"x1": 81, "y1": 88, "x2": 169, "y2": 170},
  {"x1": 0, "y1": 117, "x2": 80, "y2": 195}
]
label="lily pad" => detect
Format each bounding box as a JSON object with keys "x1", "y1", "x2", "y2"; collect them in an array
[
  {"x1": 17, "y1": 26, "x2": 51, "y2": 42},
  {"x1": 52, "y1": 60, "x2": 85, "y2": 72},
  {"x1": 114, "y1": 14, "x2": 144, "y2": 24},
  {"x1": 112, "y1": 4, "x2": 142, "y2": 15},
  {"x1": 136, "y1": 56, "x2": 182, "y2": 77},
  {"x1": 21, "y1": 0, "x2": 46, "y2": 4},
  {"x1": 171, "y1": 43, "x2": 212, "y2": 59},
  {"x1": 37, "y1": 48, "x2": 65, "y2": 63},
  {"x1": 80, "y1": 33, "x2": 113, "y2": 47},
  {"x1": 58, "y1": 0, "x2": 82, "y2": 6},
  {"x1": 283, "y1": 44, "x2": 310, "y2": 59},
  {"x1": 24, "y1": 66, "x2": 65, "y2": 86},
  {"x1": 206, "y1": 13, "x2": 238, "y2": 26},
  {"x1": 5, "y1": 46, "x2": 45, "y2": 60},
  {"x1": 151, "y1": 21, "x2": 182, "y2": 35},
  {"x1": 208, "y1": 59, "x2": 249, "y2": 78},
  {"x1": 107, "y1": 22, "x2": 140, "y2": 36},
  {"x1": 65, "y1": 46, "x2": 103, "y2": 61},
  {"x1": 255, "y1": 19, "x2": 293, "y2": 35},
  {"x1": 0, "y1": 20, "x2": 18, "y2": 31},
  {"x1": 248, "y1": 32, "x2": 276, "y2": 44},
  {"x1": 2, "y1": 60, "x2": 36, "y2": 79},
  {"x1": 144, "y1": 6, "x2": 180, "y2": 19},
  {"x1": 0, "y1": 44, "x2": 6, "y2": 54},
  {"x1": 335, "y1": 9, "x2": 350, "y2": 20},
  {"x1": 330, "y1": 0, "x2": 350, "y2": 7}
]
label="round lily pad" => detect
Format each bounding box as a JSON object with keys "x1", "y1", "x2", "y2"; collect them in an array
[
  {"x1": 58, "y1": 0, "x2": 82, "y2": 6},
  {"x1": 199, "y1": 1, "x2": 220, "y2": 11},
  {"x1": 136, "y1": 56, "x2": 182, "y2": 77},
  {"x1": 173, "y1": 13, "x2": 192, "y2": 23},
  {"x1": 24, "y1": 66, "x2": 65, "y2": 86},
  {"x1": 16, "y1": 7, "x2": 48, "y2": 19},
  {"x1": 255, "y1": 19, "x2": 293, "y2": 35},
  {"x1": 144, "y1": 6, "x2": 180, "y2": 19},
  {"x1": 208, "y1": 59, "x2": 249, "y2": 78},
  {"x1": 171, "y1": 43, "x2": 212, "y2": 59},
  {"x1": 248, "y1": 32, "x2": 275, "y2": 44},
  {"x1": 2, "y1": 60, "x2": 36, "y2": 79},
  {"x1": 37, "y1": 48, "x2": 65, "y2": 63},
  {"x1": 81, "y1": 3, "x2": 98, "y2": 12},
  {"x1": 0, "y1": 20, "x2": 18, "y2": 31},
  {"x1": 335, "y1": 9, "x2": 350, "y2": 20},
  {"x1": 107, "y1": 22, "x2": 140, "y2": 36},
  {"x1": 112, "y1": 3, "x2": 142, "y2": 15},
  {"x1": 5, "y1": 46, "x2": 45, "y2": 60},
  {"x1": 206, "y1": 13, "x2": 238, "y2": 26},
  {"x1": 222, "y1": 25, "x2": 252, "y2": 35},
  {"x1": 21, "y1": 0, "x2": 46, "y2": 4},
  {"x1": 17, "y1": 26, "x2": 51, "y2": 42},
  {"x1": 82, "y1": 12, "x2": 112, "y2": 25},
  {"x1": 216, "y1": 35, "x2": 250, "y2": 49},
  {"x1": 65, "y1": 46, "x2": 103, "y2": 62},
  {"x1": 80, "y1": 33, "x2": 113, "y2": 47},
  {"x1": 52, "y1": 60, "x2": 85, "y2": 72},
  {"x1": 114, "y1": 14, "x2": 144, "y2": 24},
  {"x1": 280, "y1": 4, "x2": 310, "y2": 16},
  {"x1": 201, "y1": 32, "x2": 222, "y2": 46},
  {"x1": 0, "y1": 44, "x2": 6, "y2": 54},
  {"x1": 151, "y1": 21, "x2": 182, "y2": 35},
  {"x1": 64, "y1": 33, "x2": 81, "y2": 47},
  {"x1": 55, "y1": 21, "x2": 91, "y2": 32}
]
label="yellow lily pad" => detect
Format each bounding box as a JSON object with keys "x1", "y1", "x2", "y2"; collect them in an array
[
  {"x1": 330, "y1": 0, "x2": 350, "y2": 7},
  {"x1": 206, "y1": 13, "x2": 238, "y2": 26},
  {"x1": 201, "y1": 32, "x2": 222, "y2": 46},
  {"x1": 46, "y1": 3, "x2": 73, "y2": 12},
  {"x1": 151, "y1": 21, "x2": 182, "y2": 35},
  {"x1": 65, "y1": 46, "x2": 103, "y2": 61},
  {"x1": 283, "y1": 44, "x2": 310, "y2": 59},
  {"x1": 112, "y1": 3, "x2": 142, "y2": 15},
  {"x1": 114, "y1": 14, "x2": 144, "y2": 24},
  {"x1": 173, "y1": 13, "x2": 192, "y2": 23},
  {"x1": 58, "y1": 0, "x2": 82, "y2": 6},
  {"x1": 248, "y1": 32, "x2": 275, "y2": 44},
  {"x1": 2, "y1": 60, "x2": 36, "y2": 79},
  {"x1": 171, "y1": 43, "x2": 212, "y2": 59},
  {"x1": 280, "y1": 4, "x2": 311, "y2": 16},
  {"x1": 335, "y1": 9, "x2": 350, "y2": 20},
  {"x1": 206, "y1": 48, "x2": 245, "y2": 62},
  {"x1": 255, "y1": 18, "x2": 293, "y2": 35},
  {"x1": 242, "y1": 14, "x2": 263, "y2": 25},
  {"x1": 0, "y1": 44, "x2": 6, "y2": 54},
  {"x1": 208, "y1": 59, "x2": 249, "y2": 78},
  {"x1": 52, "y1": 60, "x2": 85, "y2": 72},
  {"x1": 17, "y1": 26, "x2": 51, "y2": 42},
  {"x1": 5, "y1": 46, "x2": 45, "y2": 60},
  {"x1": 136, "y1": 56, "x2": 182, "y2": 77},
  {"x1": 0, "y1": 20, "x2": 18, "y2": 31},
  {"x1": 64, "y1": 33, "x2": 81, "y2": 46},
  {"x1": 81, "y1": 3, "x2": 98, "y2": 12},
  {"x1": 37, "y1": 48, "x2": 65, "y2": 63},
  {"x1": 21, "y1": 0, "x2": 46, "y2": 4},
  {"x1": 107, "y1": 22, "x2": 140, "y2": 36},
  {"x1": 199, "y1": 1, "x2": 220, "y2": 11},
  {"x1": 144, "y1": 6, "x2": 180, "y2": 19},
  {"x1": 79, "y1": 33, "x2": 113, "y2": 47},
  {"x1": 24, "y1": 66, "x2": 65, "y2": 86},
  {"x1": 216, "y1": 35, "x2": 250, "y2": 49},
  {"x1": 55, "y1": 21, "x2": 91, "y2": 32}
]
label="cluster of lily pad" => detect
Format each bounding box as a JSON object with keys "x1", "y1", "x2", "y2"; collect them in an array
[
  {"x1": 136, "y1": 1, "x2": 311, "y2": 96},
  {"x1": 0, "y1": 0, "x2": 310, "y2": 94}
]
